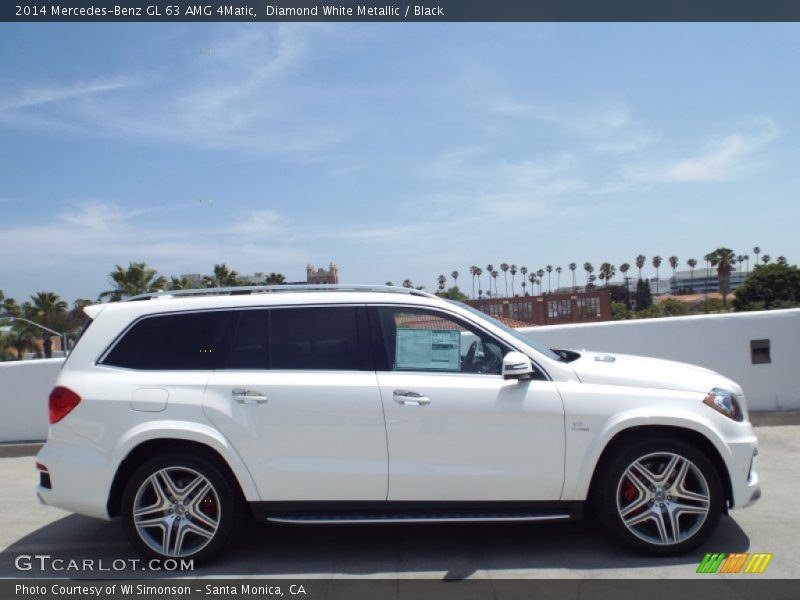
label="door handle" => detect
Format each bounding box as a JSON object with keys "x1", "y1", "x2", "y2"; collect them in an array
[
  {"x1": 393, "y1": 390, "x2": 431, "y2": 406},
  {"x1": 232, "y1": 388, "x2": 268, "y2": 404}
]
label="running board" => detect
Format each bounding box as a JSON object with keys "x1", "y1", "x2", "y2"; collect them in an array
[{"x1": 266, "y1": 513, "x2": 572, "y2": 525}]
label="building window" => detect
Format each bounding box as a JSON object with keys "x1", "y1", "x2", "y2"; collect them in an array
[
  {"x1": 576, "y1": 297, "x2": 601, "y2": 318},
  {"x1": 485, "y1": 302, "x2": 502, "y2": 316},
  {"x1": 547, "y1": 299, "x2": 572, "y2": 320},
  {"x1": 510, "y1": 302, "x2": 532, "y2": 322}
]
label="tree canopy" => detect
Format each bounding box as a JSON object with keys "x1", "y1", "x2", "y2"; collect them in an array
[{"x1": 734, "y1": 262, "x2": 800, "y2": 311}]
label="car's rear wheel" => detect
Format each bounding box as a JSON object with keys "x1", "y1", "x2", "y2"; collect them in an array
[
  {"x1": 594, "y1": 437, "x2": 724, "y2": 555},
  {"x1": 121, "y1": 453, "x2": 240, "y2": 562}
]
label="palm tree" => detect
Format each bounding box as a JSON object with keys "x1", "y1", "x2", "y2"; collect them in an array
[
  {"x1": 777, "y1": 256, "x2": 788, "y2": 265},
  {"x1": 743, "y1": 254, "x2": 750, "y2": 275},
  {"x1": 437, "y1": 275, "x2": 447, "y2": 291},
  {"x1": 8, "y1": 326, "x2": 36, "y2": 360},
  {"x1": 475, "y1": 268, "x2": 483, "y2": 297},
  {"x1": 203, "y1": 263, "x2": 241, "y2": 288},
  {"x1": 753, "y1": 246, "x2": 761, "y2": 266},
  {"x1": 569, "y1": 263, "x2": 577, "y2": 290},
  {"x1": 635, "y1": 255, "x2": 646, "y2": 280},
  {"x1": 619, "y1": 262, "x2": 631, "y2": 305},
  {"x1": 100, "y1": 262, "x2": 167, "y2": 301},
  {"x1": 28, "y1": 292, "x2": 68, "y2": 358},
  {"x1": 500, "y1": 263, "x2": 510, "y2": 296},
  {"x1": 491, "y1": 270, "x2": 499, "y2": 296},
  {"x1": 520, "y1": 267, "x2": 528, "y2": 295},
  {"x1": 402, "y1": 279, "x2": 413, "y2": 288},
  {"x1": 486, "y1": 264, "x2": 494, "y2": 293},
  {"x1": 556, "y1": 266, "x2": 563, "y2": 291},
  {"x1": 168, "y1": 275, "x2": 197, "y2": 290},
  {"x1": 451, "y1": 271, "x2": 459, "y2": 287},
  {"x1": 687, "y1": 258, "x2": 697, "y2": 292},
  {"x1": 669, "y1": 256, "x2": 679, "y2": 291},
  {"x1": 527, "y1": 273, "x2": 536, "y2": 296},
  {"x1": 509, "y1": 264, "x2": 518, "y2": 296},
  {"x1": 583, "y1": 262, "x2": 594, "y2": 288},
  {"x1": 708, "y1": 248, "x2": 737, "y2": 307},
  {"x1": 762, "y1": 254, "x2": 771, "y2": 264},
  {"x1": 469, "y1": 266, "x2": 476, "y2": 299},
  {"x1": 703, "y1": 253, "x2": 714, "y2": 301},
  {"x1": 263, "y1": 272, "x2": 286, "y2": 284},
  {"x1": 599, "y1": 263, "x2": 616, "y2": 287},
  {"x1": 545, "y1": 265, "x2": 553, "y2": 293},
  {"x1": 651, "y1": 256, "x2": 662, "y2": 295}
]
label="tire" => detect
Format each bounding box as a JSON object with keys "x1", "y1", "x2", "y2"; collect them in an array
[
  {"x1": 593, "y1": 436, "x2": 724, "y2": 556},
  {"x1": 121, "y1": 453, "x2": 241, "y2": 563}
]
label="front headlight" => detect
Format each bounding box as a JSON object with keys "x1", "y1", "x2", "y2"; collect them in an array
[{"x1": 703, "y1": 388, "x2": 743, "y2": 422}]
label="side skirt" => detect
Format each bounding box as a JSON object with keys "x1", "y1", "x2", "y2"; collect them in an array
[{"x1": 249, "y1": 501, "x2": 584, "y2": 525}]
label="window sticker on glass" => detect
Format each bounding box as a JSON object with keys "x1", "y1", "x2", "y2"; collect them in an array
[{"x1": 395, "y1": 328, "x2": 461, "y2": 371}]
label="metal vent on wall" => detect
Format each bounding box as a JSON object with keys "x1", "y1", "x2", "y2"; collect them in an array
[{"x1": 750, "y1": 339, "x2": 771, "y2": 365}]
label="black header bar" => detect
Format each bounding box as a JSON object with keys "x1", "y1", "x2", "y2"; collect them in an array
[{"x1": 3, "y1": 1, "x2": 800, "y2": 22}]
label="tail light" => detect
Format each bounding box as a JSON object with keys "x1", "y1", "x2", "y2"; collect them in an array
[{"x1": 49, "y1": 386, "x2": 81, "y2": 424}]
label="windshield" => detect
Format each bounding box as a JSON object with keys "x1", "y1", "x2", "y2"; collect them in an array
[{"x1": 448, "y1": 301, "x2": 563, "y2": 362}]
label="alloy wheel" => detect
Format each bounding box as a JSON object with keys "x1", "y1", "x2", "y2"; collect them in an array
[
  {"x1": 616, "y1": 452, "x2": 710, "y2": 546},
  {"x1": 132, "y1": 466, "x2": 221, "y2": 558}
]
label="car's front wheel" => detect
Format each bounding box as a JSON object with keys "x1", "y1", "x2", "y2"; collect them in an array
[
  {"x1": 594, "y1": 437, "x2": 724, "y2": 555},
  {"x1": 121, "y1": 453, "x2": 240, "y2": 562}
]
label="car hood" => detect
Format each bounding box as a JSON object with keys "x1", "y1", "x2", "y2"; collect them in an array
[{"x1": 566, "y1": 350, "x2": 741, "y2": 395}]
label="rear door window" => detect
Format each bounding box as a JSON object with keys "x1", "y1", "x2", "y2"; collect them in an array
[
  {"x1": 270, "y1": 306, "x2": 362, "y2": 371},
  {"x1": 102, "y1": 311, "x2": 230, "y2": 370}
]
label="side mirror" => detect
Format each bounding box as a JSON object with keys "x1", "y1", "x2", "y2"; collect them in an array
[{"x1": 502, "y1": 351, "x2": 534, "y2": 380}]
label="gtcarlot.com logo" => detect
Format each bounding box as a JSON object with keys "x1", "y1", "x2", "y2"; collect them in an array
[
  {"x1": 696, "y1": 552, "x2": 773, "y2": 574},
  {"x1": 14, "y1": 554, "x2": 194, "y2": 572}
]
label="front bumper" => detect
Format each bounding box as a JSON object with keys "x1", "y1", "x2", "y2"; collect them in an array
[{"x1": 727, "y1": 434, "x2": 761, "y2": 509}]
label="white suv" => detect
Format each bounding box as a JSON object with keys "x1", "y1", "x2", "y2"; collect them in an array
[{"x1": 37, "y1": 285, "x2": 760, "y2": 562}]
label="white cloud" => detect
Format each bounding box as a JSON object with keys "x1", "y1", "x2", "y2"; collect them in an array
[{"x1": 625, "y1": 120, "x2": 780, "y2": 183}]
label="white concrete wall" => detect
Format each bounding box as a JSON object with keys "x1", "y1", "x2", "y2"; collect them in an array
[
  {"x1": 521, "y1": 308, "x2": 800, "y2": 412},
  {"x1": 0, "y1": 358, "x2": 64, "y2": 442},
  {"x1": 0, "y1": 309, "x2": 797, "y2": 443}
]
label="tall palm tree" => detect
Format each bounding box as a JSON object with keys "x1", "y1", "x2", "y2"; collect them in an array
[
  {"x1": 583, "y1": 262, "x2": 594, "y2": 288},
  {"x1": 742, "y1": 254, "x2": 750, "y2": 275},
  {"x1": 599, "y1": 263, "x2": 616, "y2": 287},
  {"x1": 520, "y1": 267, "x2": 528, "y2": 295},
  {"x1": 527, "y1": 273, "x2": 536, "y2": 296},
  {"x1": 510, "y1": 264, "x2": 518, "y2": 296},
  {"x1": 486, "y1": 264, "x2": 494, "y2": 293},
  {"x1": 762, "y1": 254, "x2": 771, "y2": 264},
  {"x1": 652, "y1": 256, "x2": 662, "y2": 295},
  {"x1": 703, "y1": 253, "x2": 714, "y2": 301},
  {"x1": 475, "y1": 268, "x2": 483, "y2": 297},
  {"x1": 569, "y1": 263, "x2": 577, "y2": 290},
  {"x1": 500, "y1": 263, "x2": 510, "y2": 296},
  {"x1": 669, "y1": 256, "x2": 679, "y2": 291},
  {"x1": 555, "y1": 266, "x2": 562, "y2": 291},
  {"x1": 100, "y1": 262, "x2": 167, "y2": 301},
  {"x1": 451, "y1": 271, "x2": 459, "y2": 287},
  {"x1": 491, "y1": 270, "x2": 499, "y2": 295},
  {"x1": 687, "y1": 258, "x2": 697, "y2": 292},
  {"x1": 619, "y1": 262, "x2": 631, "y2": 305},
  {"x1": 545, "y1": 265, "x2": 553, "y2": 293},
  {"x1": 708, "y1": 248, "x2": 737, "y2": 307},
  {"x1": 437, "y1": 275, "x2": 447, "y2": 291},
  {"x1": 753, "y1": 246, "x2": 761, "y2": 266},
  {"x1": 469, "y1": 266, "x2": 476, "y2": 299},
  {"x1": 635, "y1": 255, "x2": 646, "y2": 280}
]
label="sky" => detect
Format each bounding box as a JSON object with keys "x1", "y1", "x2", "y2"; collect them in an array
[{"x1": 1, "y1": 23, "x2": 799, "y2": 302}]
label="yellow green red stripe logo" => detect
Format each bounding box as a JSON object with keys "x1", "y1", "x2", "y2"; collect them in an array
[{"x1": 697, "y1": 552, "x2": 773, "y2": 574}]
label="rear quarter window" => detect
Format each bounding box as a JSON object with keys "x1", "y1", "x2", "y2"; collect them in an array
[{"x1": 101, "y1": 311, "x2": 230, "y2": 370}]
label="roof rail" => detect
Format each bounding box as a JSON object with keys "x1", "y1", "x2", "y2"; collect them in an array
[{"x1": 125, "y1": 284, "x2": 440, "y2": 302}]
